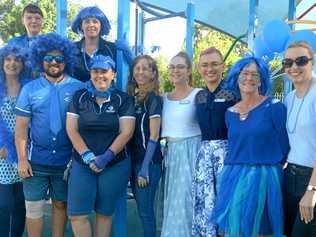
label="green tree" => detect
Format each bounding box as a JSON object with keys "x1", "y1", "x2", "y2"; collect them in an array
[
  {"x1": 156, "y1": 24, "x2": 247, "y2": 92},
  {"x1": 0, "y1": 0, "x2": 81, "y2": 43}
]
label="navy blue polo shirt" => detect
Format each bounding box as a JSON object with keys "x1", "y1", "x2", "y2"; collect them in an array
[
  {"x1": 195, "y1": 82, "x2": 237, "y2": 141},
  {"x1": 128, "y1": 92, "x2": 163, "y2": 165},
  {"x1": 68, "y1": 88, "x2": 135, "y2": 167},
  {"x1": 72, "y1": 37, "x2": 117, "y2": 82},
  {"x1": 15, "y1": 75, "x2": 84, "y2": 167}
]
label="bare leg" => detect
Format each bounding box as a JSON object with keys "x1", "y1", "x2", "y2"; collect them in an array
[
  {"x1": 94, "y1": 214, "x2": 112, "y2": 237},
  {"x1": 52, "y1": 200, "x2": 67, "y2": 237},
  {"x1": 26, "y1": 217, "x2": 44, "y2": 237},
  {"x1": 70, "y1": 215, "x2": 92, "y2": 237}
]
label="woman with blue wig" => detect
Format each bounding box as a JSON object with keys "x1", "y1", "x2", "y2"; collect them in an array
[
  {"x1": 0, "y1": 44, "x2": 30, "y2": 236},
  {"x1": 71, "y1": 6, "x2": 133, "y2": 82},
  {"x1": 211, "y1": 56, "x2": 289, "y2": 237}
]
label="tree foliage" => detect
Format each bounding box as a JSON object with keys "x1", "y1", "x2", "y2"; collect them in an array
[
  {"x1": 0, "y1": 0, "x2": 81, "y2": 43},
  {"x1": 156, "y1": 24, "x2": 248, "y2": 93}
]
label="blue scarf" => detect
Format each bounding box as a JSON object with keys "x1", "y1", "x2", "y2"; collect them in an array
[
  {"x1": 86, "y1": 80, "x2": 113, "y2": 98},
  {"x1": 0, "y1": 76, "x2": 29, "y2": 164}
]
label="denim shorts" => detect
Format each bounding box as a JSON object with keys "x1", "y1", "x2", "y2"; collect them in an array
[
  {"x1": 23, "y1": 164, "x2": 67, "y2": 202},
  {"x1": 67, "y1": 158, "x2": 131, "y2": 216}
]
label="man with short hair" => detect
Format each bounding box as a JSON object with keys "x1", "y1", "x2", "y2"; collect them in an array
[
  {"x1": 15, "y1": 33, "x2": 84, "y2": 237},
  {"x1": 9, "y1": 3, "x2": 44, "y2": 47}
]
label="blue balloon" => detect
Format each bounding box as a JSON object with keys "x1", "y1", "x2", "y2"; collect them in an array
[
  {"x1": 262, "y1": 19, "x2": 291, "y2": 53},
  {"x1": 253, "y1": 37, "x2": 274, "y2": 61},
  {"x1": 285, "y1": 30, "x2": 316, "y2": 51}
]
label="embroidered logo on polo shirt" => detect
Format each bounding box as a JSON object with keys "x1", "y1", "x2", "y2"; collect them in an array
[{"x1": 105, "y1": 105, "x2": 115, "y2": 113}]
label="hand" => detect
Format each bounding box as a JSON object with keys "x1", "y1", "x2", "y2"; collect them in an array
[
  {"x1": 18, "y1": 160, "x2": 33, "y2": 178},
  {"x1": 299, "y1": 191, "x2": 316, "y2": 223},
  {"x1": 0, "y1": 148, "x2": 7, "y2": 159},
  {"x1": 89, "y1": 157, "x2": 103, "y2": 173},
  {"x1": 137, "y1": 166, "x2": 149, "y2": 188}
]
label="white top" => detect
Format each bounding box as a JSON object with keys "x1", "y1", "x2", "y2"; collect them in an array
[
  {"x1": 285, "y1": 84, "x2": 316, "y2": 168},
  {"x1": 161, "y1": 88, "x2": 202, "y2": 138}
]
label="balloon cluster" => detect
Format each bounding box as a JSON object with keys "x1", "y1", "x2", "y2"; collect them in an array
[{"x1": 253, "y1": 19, "x2": 316, "y2": 62}]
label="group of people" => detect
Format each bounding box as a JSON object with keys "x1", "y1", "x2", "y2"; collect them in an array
[{"x1": 0, "y1": 3, "x2": 315, "y2": 237}]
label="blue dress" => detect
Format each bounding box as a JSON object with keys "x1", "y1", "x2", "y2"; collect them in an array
[{"x1": 211, "y1": 97, "x2": 289, "y2": 237}]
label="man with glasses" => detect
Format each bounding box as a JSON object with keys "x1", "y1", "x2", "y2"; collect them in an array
[{"x1": 14, "y1": 33, "x2": 83, "y2": 237}]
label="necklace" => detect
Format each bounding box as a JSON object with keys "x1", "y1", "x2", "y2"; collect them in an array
[{"x1": 286, "y1": 81, "x2": 313, "y2": 134}]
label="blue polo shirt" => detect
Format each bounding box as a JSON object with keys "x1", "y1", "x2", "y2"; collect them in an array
[
  {"x1": 68, "y1": 88, "x2": 135, "y2": 167},
  {"x1": 128, "y1": 92, "x2": 163, "y2": 165},
  {"x1": 15, "y1": 75, "x2": 84, "y2": 167}
]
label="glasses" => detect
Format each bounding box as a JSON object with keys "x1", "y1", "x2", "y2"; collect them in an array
[
  {"x1": 43, "y1": 55, "x2": 65, "y2": 64},
  {"x1": 238, "y1": 71, "x2": 260, "y2": 81},
  {"x1": 282, "y1": 56, "x2": 312, "y2": 69},
  {"x1": 200, "y1": 62, "x2": 223, "y2": 69},
  {"x1": 168, "y1": 64, "x2": 187, "y2": 71}
]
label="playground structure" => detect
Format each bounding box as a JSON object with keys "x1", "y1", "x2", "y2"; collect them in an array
[{"x1": 36, "y1": 0, "x2": 316, "y2": 236}]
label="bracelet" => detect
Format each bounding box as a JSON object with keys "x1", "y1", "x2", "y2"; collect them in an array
[
  {"x1": 81, "y1": 150, "x2": 95, "y2": 164},
  {"x1": 306, "y1": 185, "x2": 316, "y2": 192}
]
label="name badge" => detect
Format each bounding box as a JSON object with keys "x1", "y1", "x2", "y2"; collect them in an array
[
  {"x1": 179, "y1": 100, "x2": 190, "y2": 105},
  {"x1": 214, "y1": 98, "x2": 226, "y2": 102}
]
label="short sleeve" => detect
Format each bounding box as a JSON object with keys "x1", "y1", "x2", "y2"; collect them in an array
[
  {"x1": 119, "y1": 94, "x2": 135, "y2": 119},
  {"x1": 146, "y1": 93, "x2": 163, "y2": 118},
  {"x1": 67, "y1": 89, "x2": 85, "y2": 117},
  {"x1": 15, "y1": 85, "x2": 31, "y2": 117}
]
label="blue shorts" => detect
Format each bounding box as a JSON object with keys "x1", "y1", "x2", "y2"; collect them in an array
[
  {"x1": 67, "y1": 158, "x2": 131, "y2": 216},
  {"x1": 23, "y1": 164, "x2": 67, "y2": 202}
]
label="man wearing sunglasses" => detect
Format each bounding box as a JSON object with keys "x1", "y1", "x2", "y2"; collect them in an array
[{"x1": 14, "y1": 33, "x2": 84, "y2": 237}]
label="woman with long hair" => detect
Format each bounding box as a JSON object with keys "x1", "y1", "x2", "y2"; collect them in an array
[
  {"x1": 211, "y1": 56, "x2": 289, "y2": 237},
  {"x1": 0, "y1": 44, "x2": 30, "y2": 237},
  {"x1": 127, "y1": 55, "x2": 163, "y2": 237},
  {"x1": 161, "y1": 52, "x2": 202, "y2": 237},
  {"x1": 283, "y1": 41, "x2": 316, "y2": 237}
]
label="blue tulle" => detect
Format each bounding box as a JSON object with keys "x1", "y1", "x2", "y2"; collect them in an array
[
  {"x1": 115, "y1": 39, "x2": 135, "y2": 66},
  {"x1": 212, "y1": 164, "x2": 283, "y2": 237}
]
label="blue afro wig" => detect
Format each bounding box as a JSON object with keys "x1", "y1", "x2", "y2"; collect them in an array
[
  {"x1": 0, "y1": 43, "x2": 31, "y2": 81},
  {"x1": 30, "y1": 32, "x2": 79, "y2": 74},
  {"x1": 226, "y1": 56, "x2": 271, "y2": 99},
  {"x1": 71, "y1": 6, "x2": 111, "y2": 37}
]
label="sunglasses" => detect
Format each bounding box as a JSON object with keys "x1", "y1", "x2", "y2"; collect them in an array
[
  {"x1": 43, "y1": 55, "x2": 65, "y2": 64},
  {"x1": 282, "y1": 56, "x2": 312, "y2": 68}
]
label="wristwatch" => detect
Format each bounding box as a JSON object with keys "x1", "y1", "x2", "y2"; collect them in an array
[{"x1": 306, "y1": 185, "x2": 316, "y2": 192}]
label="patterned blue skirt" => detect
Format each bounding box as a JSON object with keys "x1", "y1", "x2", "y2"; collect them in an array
[
  {"x1": 161, "y1": 135, "x2": 201, "y2": 237},
  {"x1": 211, "y1": 164, "x2": 283, "y2": 237},
  {"x1": 192, "y1": 140, "x2": 227, "y2": 237}
]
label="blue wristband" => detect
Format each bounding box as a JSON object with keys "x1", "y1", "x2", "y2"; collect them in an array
[{"x1": 81, "y1": 150, "x2": 95, "y2": 164}]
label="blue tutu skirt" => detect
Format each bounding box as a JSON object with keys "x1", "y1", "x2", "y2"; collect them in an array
[{"x1": 211, "y1": 164, "x2": 283, "y2": 237}]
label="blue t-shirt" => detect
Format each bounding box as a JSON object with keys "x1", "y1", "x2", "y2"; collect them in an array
[
  {"x1": 224, "y1": 97, "x2": 289, "y2": 165},
  {"x1": 195, "y1": 82, "x2": 236, "y2": 141},
  {"x1": 15, "y1": 75, "x2": 84, "y2": 167},
  {"x1": 68, "y1": 88, "x2": 135, "y2": 167},
  {"x1": 128, "y1": 92, "x2": 163, "y2": 165}
]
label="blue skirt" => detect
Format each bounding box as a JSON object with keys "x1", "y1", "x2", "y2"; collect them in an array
[{"x1": 211, "y1": 164, "x2": 283, "y2": 237}]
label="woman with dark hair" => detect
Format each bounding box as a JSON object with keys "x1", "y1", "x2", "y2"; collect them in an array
[
  {"x1": 283, "y1": 41, "x2": 316, "y2": 237},
  {"x1": 71, "y1": 6, "x2": 133, "y2": 82},
  {"x1": 161, "y1": 52, "x2": 201, "y2": 237},
  {"x1": 211, "y1": 56, "x2": 289, "y2": 237},
  {"x1": 0, "y1": 44, "x2": 30, "y2": 236},
  {"x1": 192, "y1": 47, "x2": 236, "y2": 237},
  {"x1": 127, "y1": 55, "x2": 163, "y2": 237}
]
